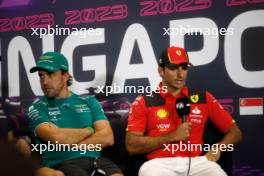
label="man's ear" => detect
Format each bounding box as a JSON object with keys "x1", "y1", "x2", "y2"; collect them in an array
[
  {"x1": 62, "y1": 72, "x2": 70, "y2": 83},
  {"x1": 158, "y1": 66, "x2": 164, "y2": 77}
]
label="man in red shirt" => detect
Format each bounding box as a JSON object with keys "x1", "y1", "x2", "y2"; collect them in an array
[{"x1": 126, "y1": 46, "x2": 242, "y2": 176}]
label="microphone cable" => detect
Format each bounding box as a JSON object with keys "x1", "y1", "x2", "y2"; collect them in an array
[
  {"x1": 175, "y1": 97, "x2": 191, "y2": 176},
  {"x1": 184, "y1": 115, "x2": 191, "y2": 176}
]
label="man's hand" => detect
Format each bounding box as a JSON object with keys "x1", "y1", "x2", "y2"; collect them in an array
[
  {"x1": 15, "y1": 138, "x2": 31, "y2": 159},
  {"x1": 174, "y1": 122, "x2": 192, "y2": 141},
  {"x1": 36, "y1": 167, "x2": 65, "y2": 176},
  {"x1": 205, "y1": 147, "x2": 221, "y2": 162},
  {"x1": 78, "y1": 120, "x2": 114, "y2": 148}
]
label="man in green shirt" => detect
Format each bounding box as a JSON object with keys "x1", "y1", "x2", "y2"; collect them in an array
[{"x1": 27, "y1": 52, "x2": 123, "y2": 176}]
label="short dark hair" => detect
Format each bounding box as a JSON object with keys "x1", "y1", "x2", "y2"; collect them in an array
[
  {"x1": 61, "y1": 70, "x2": 72, "y2": 86},
  {"x1": 159, "y1": 63, "x2": 165, "y2": 68}
]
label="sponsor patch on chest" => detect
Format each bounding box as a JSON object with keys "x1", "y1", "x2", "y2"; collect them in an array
[
  {"x1": 156, "y1": 123, "x2": 170, "y2": 131},
  {"x1": 189, "y1": 106, "x2": 203, "y2": 118},
  {"x1": 156, "y1": 108, "x2": 169, "y2": 120},
  {"x1": 74, "y1": 104, "x2": 91, "y2": 113},
  {"x1": 189, "y1": 106, "x2": 204, "y2": 125},
  {"x1": 48, "y1": 110, "x2": 61, "y2": 116},
  {"x1": 47, "y1": 108, "x2": 61, "y2": 121}
]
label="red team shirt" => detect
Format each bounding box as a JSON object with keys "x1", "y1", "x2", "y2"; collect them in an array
[{"x1": 127, "y1": 83, "x2": 234, "y2": 160}]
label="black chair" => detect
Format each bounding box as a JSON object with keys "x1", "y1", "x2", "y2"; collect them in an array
[{"x1": 102, "y1": 113, "x2": 146, "y2": 176}]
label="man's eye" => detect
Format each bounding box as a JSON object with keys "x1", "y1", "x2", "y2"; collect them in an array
[
  {"x1": 166, "y1": 65, "x2": 178, "y2": 70},
  {"x1": 166, "y1": 64, "x2": 189, "y2": 70},
  {"x1": 180, "y1": 65, "x2": 188, "y2": 70}
]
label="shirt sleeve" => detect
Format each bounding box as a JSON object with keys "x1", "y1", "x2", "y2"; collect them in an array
[
  {"x1": 206, "y1": 91, "x2": 235, "y2": 133},
  {"x1": 87, "y1": 96, "x2": 107, "y2": 123},
  {"x1": 26, "y1": 103, "x2": 50, "y2": 137},
  {"x1": 127, "y1": 96, "x2": 147, "y2": 133}
]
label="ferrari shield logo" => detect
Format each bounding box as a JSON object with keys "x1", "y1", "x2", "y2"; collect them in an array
[
  {"x1": 190, "y1": 94, "x2": 199, "y2": 103},
  {"x1": 176, "y1": 50, "x2": 182, "y2": 56}
]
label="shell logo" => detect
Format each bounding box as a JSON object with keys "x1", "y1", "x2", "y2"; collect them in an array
[{"x1": 156, "y1": 109, "x2": 168, "y2": 119}]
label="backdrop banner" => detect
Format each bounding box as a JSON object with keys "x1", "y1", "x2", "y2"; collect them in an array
[{"x1": 0, "y1": 0, "x2": 264, "y2": 173}]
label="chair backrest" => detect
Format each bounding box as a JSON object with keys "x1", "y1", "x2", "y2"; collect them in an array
[{"x1": 102, "y1": 113, "x2": 146, "y2": 176}]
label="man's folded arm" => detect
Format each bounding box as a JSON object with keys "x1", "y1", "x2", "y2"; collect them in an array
[
  {"x1": 126, "y1": 122, "x2": 192, "y2": 155},
  {"x1": 78, "y1": 120, "x2": 114, "y2": 148},
  {"x1": 35, "y1": 123, "x2": 92, "y2": 144},
  {"x1": 126, "y1": 131, "x2": 176, "y2": 155}
]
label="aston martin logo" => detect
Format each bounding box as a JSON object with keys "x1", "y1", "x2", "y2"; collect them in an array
[
  {"x1": 40, "y1": 55, "x2": 54, "y2": 60},
  {"x1": 190, "y1": 94, "x2": 199, "y2": 103},
  {"x1": 156, "y1": 109, "x2": 168, "y2": 119}
]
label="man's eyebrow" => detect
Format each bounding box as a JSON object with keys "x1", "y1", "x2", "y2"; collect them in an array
[
  {"x1": 38, "y1": 72, "x2": 47, "y2": 76},
  {"x1": 166, "y1": 65, "x2": 179, "y2": 69}
]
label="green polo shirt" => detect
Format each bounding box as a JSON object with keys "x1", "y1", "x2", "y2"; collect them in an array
[{"x1": 27, "y1": 93, "x2": 107, "y2": 167}]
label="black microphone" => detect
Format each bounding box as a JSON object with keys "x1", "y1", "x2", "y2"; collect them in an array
[{"x1": 176, "y1": 97, "x2": 191, "y2": 122}]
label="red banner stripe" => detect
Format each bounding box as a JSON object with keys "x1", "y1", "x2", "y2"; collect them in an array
[{"x1": 240, "y1": 98, "x2": 263, "y2": 107}]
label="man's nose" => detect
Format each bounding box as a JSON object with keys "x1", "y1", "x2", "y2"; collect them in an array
[
  {"x1": 176, "y1": 68, "x2": 184, "y2": 78},
  {"x1": 41, "y1": 75, "x2": 49, "y2": 85}
]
